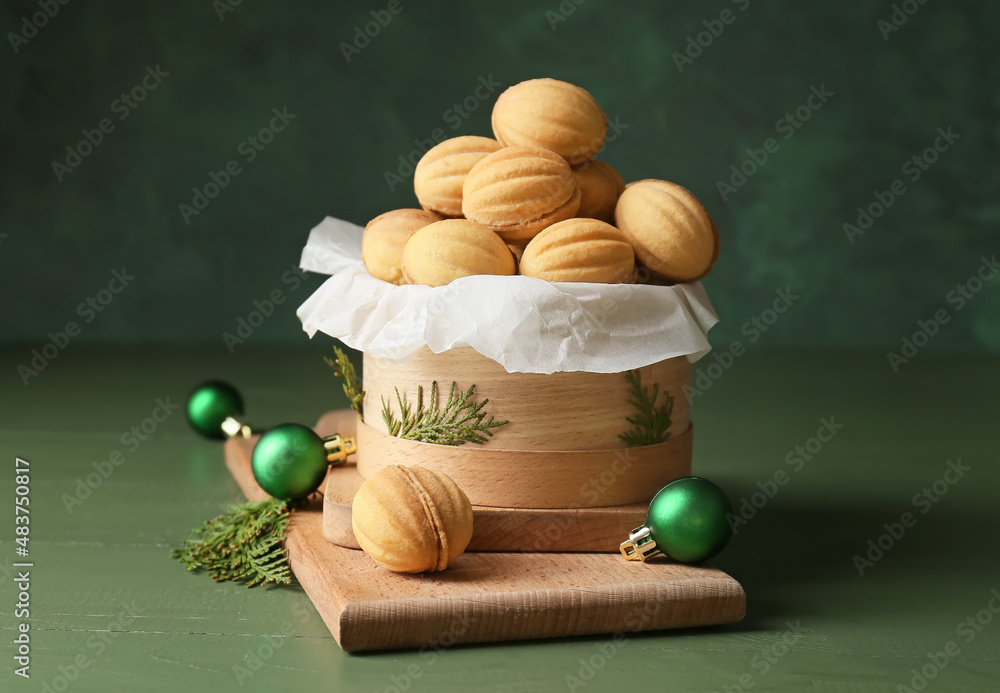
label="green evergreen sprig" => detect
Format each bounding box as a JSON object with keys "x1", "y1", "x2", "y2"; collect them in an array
[
  {"x1": 325, "y1": 345, "x2": 365, "y2": 418},
  {"x1": 382, "y1": 381, "x2": 508, "y2": 446},
  {"x1": 619, "y1": 369, "x2": 674, "y2": 446},
  {"x1": 172, "y1": 497, "x2": 292, "y2": 588}
]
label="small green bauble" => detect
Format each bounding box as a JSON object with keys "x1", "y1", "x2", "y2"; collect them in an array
[
  {"x1": 251, "y1": 424, "x2": 329, "y2": 500},
  {"x1": 187, "y1": 381, "x2": 244, "y2": 439},
  {"x1": 646, "y1": 476, "x2": 732, "y2": 563}
]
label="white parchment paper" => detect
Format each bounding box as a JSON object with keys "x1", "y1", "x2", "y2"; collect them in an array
[{"x1": 296, "y1": 216, "x2": 718, "y2": 375}]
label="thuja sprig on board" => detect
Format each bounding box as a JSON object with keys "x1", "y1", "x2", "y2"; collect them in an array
[
  {"x1": 382, "y1": 381, "x2": 508, "y2": 446},
  {"x1": 619, "y1": 370, "x2": 674, "y2": 446},
  {"x1": 172, "y1": 497, "x2": 292, "y2": 587},
  {"x1": 325, "y1": 345, "x2": 365, "y2": 418}
]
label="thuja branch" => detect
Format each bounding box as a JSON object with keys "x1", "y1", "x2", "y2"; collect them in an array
[
  {"x1": 619, "y1": 369, "x2": 674, "y2": 446},
  {"x1": 325, "y1": 345, "x2": 365, "y2": 418},
  {"x1": 172, "y1": 497, "x2": 292, "y2": 588},
  {"x1": 382, "y1": 381, "x2": 508, "y2": 446}
]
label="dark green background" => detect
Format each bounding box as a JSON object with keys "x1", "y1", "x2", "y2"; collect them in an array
[{"x1": 2, "y1": 0, "x2": 997, "y2": 355}]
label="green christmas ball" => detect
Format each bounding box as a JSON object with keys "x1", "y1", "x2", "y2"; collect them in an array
[
  {"x1": 187, "y1": 381, "x2": 243, "y2": 439},
  {"x1": 251, "y1": 424, "x2": 329, "y2": 500},
  {"x1": 646, "y1": 476, "x2": 733, "y2": 563}
]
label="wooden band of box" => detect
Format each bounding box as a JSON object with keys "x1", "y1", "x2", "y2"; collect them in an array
[
  {"x1": 362, "y1": 348, "x2": 692, "y2": 451},
  {"x1": 354, "y1": 416, "x2": 693, "y2": 509}
]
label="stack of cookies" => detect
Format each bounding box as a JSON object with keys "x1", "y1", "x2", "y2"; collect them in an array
[{"x1": 362, "y1": 78, "x2": 720, "y2": 288}]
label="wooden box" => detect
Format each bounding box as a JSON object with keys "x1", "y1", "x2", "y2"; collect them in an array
[{"x1": 324, "y1": 345, "x2": 697, "y2": 552}]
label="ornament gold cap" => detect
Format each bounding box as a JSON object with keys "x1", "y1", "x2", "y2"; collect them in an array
[
  {"x1": 220, "y1": 416, "x2": 254, "y2": 439},
  {"x1": 619, "y1": 524, "x2": 662, "y2": 562},
  {"x1": 323, "y1": 434, "x2": 357, "y2": 464}
]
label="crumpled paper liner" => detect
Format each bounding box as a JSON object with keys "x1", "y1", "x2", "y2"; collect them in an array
[{"x1": 296, "y1": 216, "x2": 718, "y2": 375}]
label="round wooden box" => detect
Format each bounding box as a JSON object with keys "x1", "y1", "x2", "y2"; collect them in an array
[{"x1": 355, "y1": 347, "x2": 693, "y2": 509}]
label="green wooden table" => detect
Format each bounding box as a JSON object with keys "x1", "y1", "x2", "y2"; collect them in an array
[{"x1": 3, "y1": 346, "x2": 998, "y2": 692}]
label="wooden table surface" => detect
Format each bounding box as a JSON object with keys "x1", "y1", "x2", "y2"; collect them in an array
[{"x1": 2, "y1": 345, "x2": 998, "y2": 692}]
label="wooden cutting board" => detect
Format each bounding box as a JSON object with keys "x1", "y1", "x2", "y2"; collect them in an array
[{"x1": 223, "y1": 413, "x2": 746, "y2": 652}]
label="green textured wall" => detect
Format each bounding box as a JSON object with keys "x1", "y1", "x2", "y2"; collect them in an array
[{"x1": 2, "y1": 0, "x2": 997, "y2": 354}]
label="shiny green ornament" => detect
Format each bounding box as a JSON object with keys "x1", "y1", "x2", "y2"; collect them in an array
[
  {"x1": 251, "y1": 424, "x2": 328, "y2": 500},
  {"x1": 620, "y1": 476, "x2": 732, "y2": 564},
  {"x1": 251, "y1": 424, "x2": 356, "y2": 500},
  {"x1": 187, "y1": 381, "x2": 244, "y2": 439}
]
